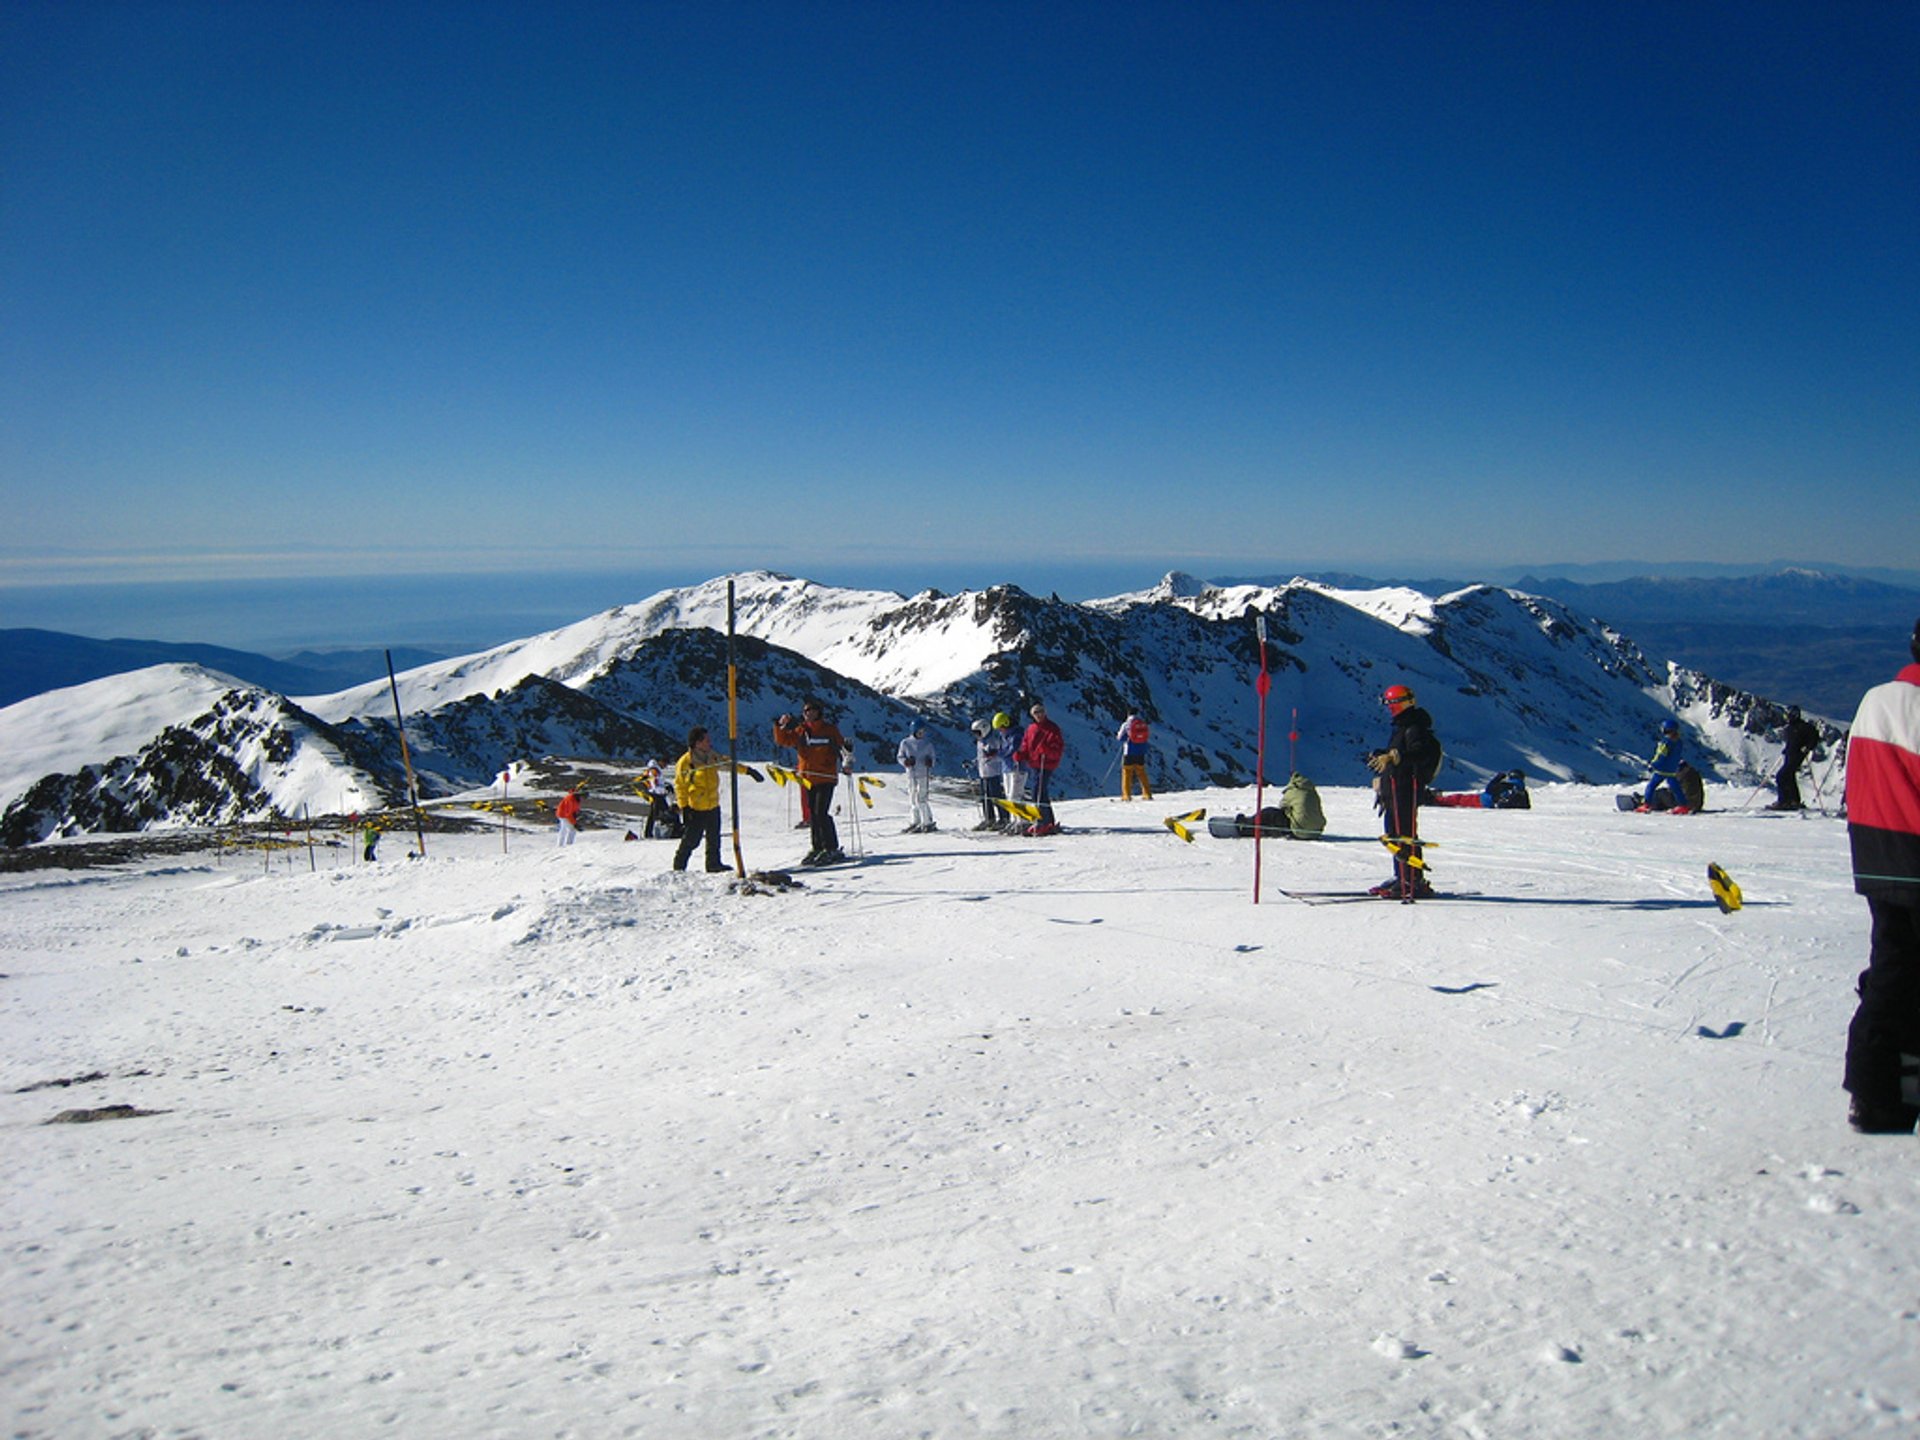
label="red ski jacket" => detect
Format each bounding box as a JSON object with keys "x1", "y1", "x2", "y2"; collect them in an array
[
  {"x1": 1017, "y1": 718, "x2": 1065, "y2": 772},
  {"x1": 1847, "y1": 662, "x2": 1920, "y2": 904}
]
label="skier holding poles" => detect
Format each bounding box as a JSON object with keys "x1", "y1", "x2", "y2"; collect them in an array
[
  {"x1": 1116, "y1": 712, "x2": 1153, "y2": 800},
  {"x1": 774, "y1": 697, "x2": 853, "y2": 865},
  {"x1": 1367, "y1": 683, "x2": 1441, "y2": 901},
  {"x1": 1014, "y1": 702, "x2": 1065, "y2": 835},
  {"x1": 971, "y1": 718, "x2": 1010, "y2": 830}
]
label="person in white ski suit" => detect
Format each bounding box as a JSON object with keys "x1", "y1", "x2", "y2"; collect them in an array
[{"x1": 897, "y1": 725, "x2": 937, "y2": 832}]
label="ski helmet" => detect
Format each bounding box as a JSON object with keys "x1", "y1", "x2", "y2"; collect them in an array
[
  {"x1": 971, "y1": 719, "x2": 988, "y2": 735},
  {"x1": 1662, "y1": 718, "x2": 1679, "y2": 734},
  {"x1": 1382, "y1": 684, "x2": 1416, "y2": 710},
  {"x1": 993, "y1": 712, "x2": 1012, "y2": 729}
]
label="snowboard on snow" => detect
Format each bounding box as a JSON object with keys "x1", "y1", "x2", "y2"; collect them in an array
[{"x1": 1618, "y1": 794, "x2": 1704, "y2": 814}]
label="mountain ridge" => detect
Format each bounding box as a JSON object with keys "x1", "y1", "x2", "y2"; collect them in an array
[{"x1": 0, "y1": 571, "x2": 1850, "y2": 844}]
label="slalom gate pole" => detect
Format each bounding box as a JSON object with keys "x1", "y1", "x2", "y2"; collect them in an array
[
  {"x1": 1253, "y1": 614, "x2": 1271, "y2": 904},
  {"x1": 385, "y1": 650, "x2": 428, "y2": 858},
  {"x1": 1289, "y1": 707, "x2": 1299, "y2": 777},
  {"x1": 500, "y1": 769, "x2": 509, "y2": 854},
  {"x1": 727, "y1": 581, "x2": 747, "y2": 879}
]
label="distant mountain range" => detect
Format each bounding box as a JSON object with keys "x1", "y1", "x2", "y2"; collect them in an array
[
  {"x1": 0, "y1": 570, "x2": 1852, "y2": 845},
  {"x1": 1214, "y1": 566, "x2": 1920, "y2": 718},
  {"x1": 0, "y1": 630, "x2": 447, "y2": 710}
]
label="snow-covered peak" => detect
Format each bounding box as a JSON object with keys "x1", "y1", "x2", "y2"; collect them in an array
[
  {"x1": 1300, "y1": 580, "x2": 1440, "y2": 634},
  {"x1": 0, "y1": 663, "x2": 247, "y2": 803}
]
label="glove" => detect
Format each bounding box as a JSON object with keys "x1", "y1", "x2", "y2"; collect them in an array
[{"x1": 1367, "y1": 748, "x2": 1399, "y2": 774}]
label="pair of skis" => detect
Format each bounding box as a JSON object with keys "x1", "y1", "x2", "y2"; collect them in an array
[{"x1": 1276, "y1": 864, "x2": 1743, "y2": 911}]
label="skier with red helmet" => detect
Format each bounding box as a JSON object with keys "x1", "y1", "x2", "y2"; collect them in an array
[{"x1": 1366, "y1": 682, "x2": 1442, "y2": 898}]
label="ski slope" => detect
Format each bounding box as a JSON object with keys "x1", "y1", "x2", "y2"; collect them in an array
[{"x1": 4, "y1": 778, "x2": 1912, "y2": 1438}]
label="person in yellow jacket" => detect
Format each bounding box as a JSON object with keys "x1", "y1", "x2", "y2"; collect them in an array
[{"x1": 672, "y1": 726, "x2": 741, "y2": 873}]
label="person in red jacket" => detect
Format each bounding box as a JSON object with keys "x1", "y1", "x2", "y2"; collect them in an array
[
  {"x1": 1843, "y1": 617, "x2": 1920, "y2": 1133},
  {"x1": 1016, "y1": 701, "x2": 1066, "y2": 836}
]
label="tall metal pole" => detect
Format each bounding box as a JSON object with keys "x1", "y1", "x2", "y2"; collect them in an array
[
  {"x1": 385, "y1": 649, "x2": 427, "y2": 858},
  {"x1": 727, "y1": 582, "x2": 747, "y2": 878}
]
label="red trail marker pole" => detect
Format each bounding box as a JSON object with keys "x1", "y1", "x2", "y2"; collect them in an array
[{"x1": 1253, "y1": 615, "x2": 1271, "y2": 905}]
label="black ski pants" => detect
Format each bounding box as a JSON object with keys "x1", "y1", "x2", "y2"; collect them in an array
[
  {"x1": 673, "y1": 806, "x2": 723, "y2": 871},
  {"x1": 807, "y1": 781, "x2": 840, "y2": 856},
  {"x1": 1774, "y1": 758, "x2": 1804, "y2": 809},
  {"x1": 1845, "y1": 897, "x2": 1920, "y2": 1111}
]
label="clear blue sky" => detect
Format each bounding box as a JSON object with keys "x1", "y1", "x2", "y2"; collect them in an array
[{"x1": 4, "y1": 0, "x2": 1916, "y2": 598}]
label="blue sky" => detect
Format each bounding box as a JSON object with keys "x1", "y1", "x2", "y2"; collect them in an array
[{"x1": 3, "y1": 0, "x2": 1917, "y2": 602}]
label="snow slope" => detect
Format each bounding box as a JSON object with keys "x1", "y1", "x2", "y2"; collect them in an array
[{"x1": 4, "y1": 776, "x2": 1914, "y2": 1438}]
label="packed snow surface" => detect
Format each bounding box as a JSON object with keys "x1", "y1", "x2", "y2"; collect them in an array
[{"x1": 5, "y1": 777, "x2": 1917, "y2": 1438}]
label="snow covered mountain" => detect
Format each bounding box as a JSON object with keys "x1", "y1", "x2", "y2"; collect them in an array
[{"x1": 0, "y1": 570, "x2": 1844, "y2": 843}]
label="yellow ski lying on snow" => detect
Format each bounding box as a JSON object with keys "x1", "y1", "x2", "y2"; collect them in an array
[
  {"x1": 1708, "y1": 862, "x2": 1743, "y2": 913},
  {"x1": 1163, "y1": 808, "x2": 1206, "y2": 843}
]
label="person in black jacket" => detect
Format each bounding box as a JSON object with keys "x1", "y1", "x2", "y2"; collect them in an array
[
  {"x1": 1367, "y1": 683, "x2": 1442, "y2": 898},
  {"x1": 1770, "y1": 706, "x2": 1822, "y2": 811}
]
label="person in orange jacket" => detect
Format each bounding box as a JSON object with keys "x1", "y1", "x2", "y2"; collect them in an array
[
  {"x1": 774, "y1": 697, "x2": 854, "y2": 864},
  {"x1": 555, "y1": 785, "x2": 584, "y2": 846}
]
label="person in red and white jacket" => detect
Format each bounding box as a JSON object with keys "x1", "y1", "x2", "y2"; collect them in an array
[{"x1": 1842, "y1": 617, "x2": 1920, "y2": 1133}]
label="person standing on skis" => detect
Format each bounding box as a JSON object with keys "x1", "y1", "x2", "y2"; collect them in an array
[
  {"x1": 1771, "y1": 706, "x2": 1822, "y2": 811},
  {"x1": 1116, "y1": 713, "x2": 1153, "y2": 800},
  {"x1": 995, "y1": 711, "x2": 1026, "y2": 813},
  {"x1": 775, "y1": 697, "x2": 853, "y2": 864},
  {"x1": 972, "y1": 718, "x2": 1011, "y2": 830},
  {"x1": 1366, "y1": 683, "x2": 1441, "y2": 898},
  {"x1": 897, "y1": 723, "x2": 937, "y2": 833},
  {"x1": 1016, "y1": 701, "x2": 1066, "y2": 835}
]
